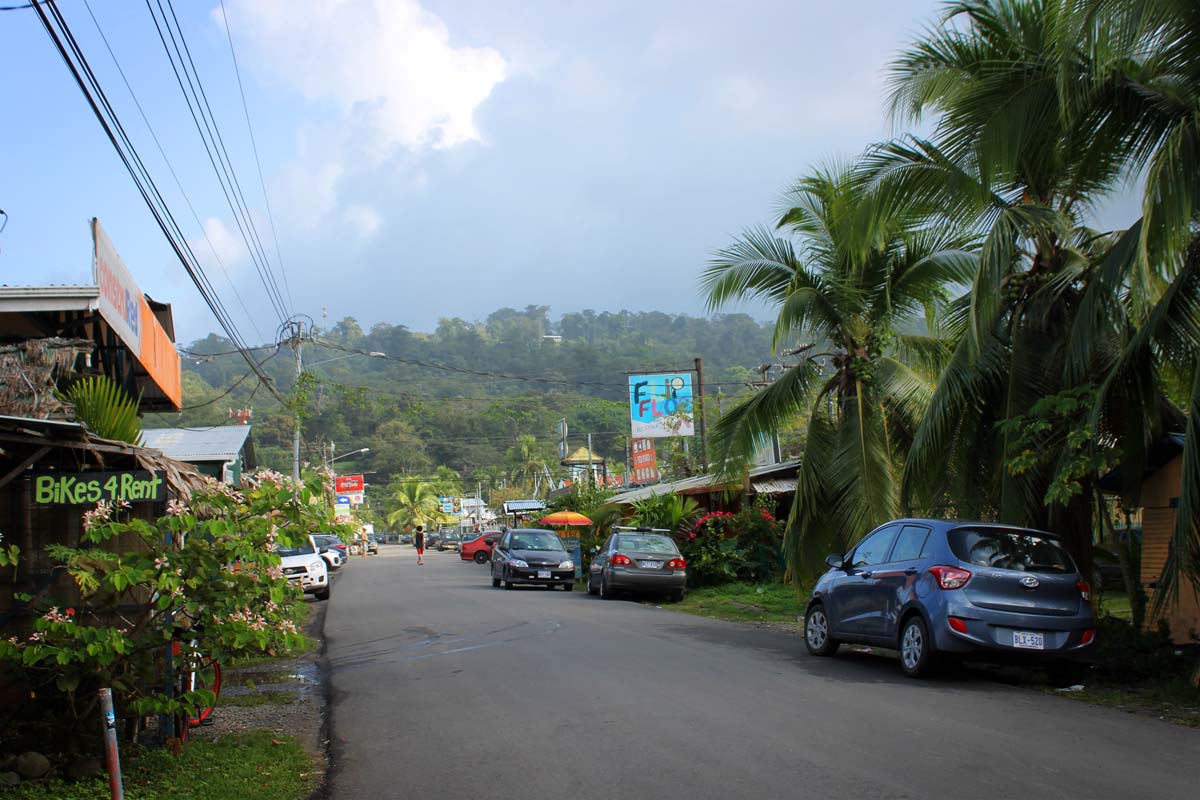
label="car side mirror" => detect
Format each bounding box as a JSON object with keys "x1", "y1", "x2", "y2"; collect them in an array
[{"x1": 825, "y1": 553, "x2": 846, "y2": 570}]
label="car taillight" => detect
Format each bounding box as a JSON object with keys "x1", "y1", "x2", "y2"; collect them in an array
[
  {"x1": 1080, "y1": 629, "x2": 1095, "y2": 645},
  {"x1": 610, "y1": 554, "x2": 633, "y2": 566},
  {"x1": 1076, "y1": 579, "x2": 1091, "y2": 601},
  {"x1": 948, "y1": 616, "x2": 968, "y2": 634},
  {"x1": 666, "y1": 557, "x2": 686, "y2": 569},
  {"x1": 928, "y1": 565, "x2": 972, "y2": 589}
]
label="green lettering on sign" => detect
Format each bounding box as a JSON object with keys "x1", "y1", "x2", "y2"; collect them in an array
[{"x1": 30, "y1": 471, "x2": 166, "y2": 506}]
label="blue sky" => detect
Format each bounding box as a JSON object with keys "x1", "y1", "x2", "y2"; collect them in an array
[{"x1": 0, "y1": 1, "x2": 1136, "y2": 345}]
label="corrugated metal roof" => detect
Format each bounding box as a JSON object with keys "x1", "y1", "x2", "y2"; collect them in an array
[
  {"x1": 751, "y1": 477, "x2": 797, "y2": 495},
  {"x1": 141, "y1": 425, "x2": 251, "y2": 462}
]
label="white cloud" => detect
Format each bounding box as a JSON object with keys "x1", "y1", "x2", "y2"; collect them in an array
[
  {"x1": 198, "y1": 216, "x2": 247, "y2": 269},
  {"x1": 223, "y1": 0, "x2": 509, "y2": 155},
  {"x1": 342, "y1": 204, "x2": 382, "y2": 237}
]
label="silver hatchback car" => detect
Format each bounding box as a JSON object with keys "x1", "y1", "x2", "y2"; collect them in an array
[{"x1": 804, "y1": 520, "x2": 1095, "y2": 685}]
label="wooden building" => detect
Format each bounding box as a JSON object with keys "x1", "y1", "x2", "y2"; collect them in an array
[{"x1": 1136, "y1": 434, "x2": 1199, "y2": 643}]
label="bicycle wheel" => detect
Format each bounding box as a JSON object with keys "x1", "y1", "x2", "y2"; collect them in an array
[{"x1": 181, "y1": 653, "x2": 221, "y2": 727}]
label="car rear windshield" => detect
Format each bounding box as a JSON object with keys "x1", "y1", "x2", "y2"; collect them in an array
[
  {"x1": 614, "y1": 534, "x2": 678, "y2": 554},
  {"x1": 277, "y1": 545, "x2": 316, "y2": 557},
  {"x1": 949, "y1": 528, "x2": 1076, "y2": 574},
  {"x1": 509, "y1": 532, "x2": 566, "y2": 552}
]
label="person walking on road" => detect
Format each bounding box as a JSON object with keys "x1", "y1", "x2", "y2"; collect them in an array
[{"x1": 414, "y1": 525, "x2": 425, "y2": 566}]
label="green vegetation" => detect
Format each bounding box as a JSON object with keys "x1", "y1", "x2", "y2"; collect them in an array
[
  {"x1": 6, "y1": 731, "x2": 317, "y2": 800},
  {"x1": 665, "y1": 581, "x2": 804, "y2": 626},
  {"x1": 63, "y1": 374, "x2": 143, "y2": 444}
]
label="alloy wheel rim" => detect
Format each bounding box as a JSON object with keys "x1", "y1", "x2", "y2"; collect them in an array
[
  {"x1": 807, "y1": 611, "x2": 827, "y2": 648},
  {"x1": 902, "y1": 624, "x2": 922, "y2": 669}
]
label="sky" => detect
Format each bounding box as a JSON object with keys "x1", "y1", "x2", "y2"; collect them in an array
[{"x1": 0, "y1": 0, "x2": 1135, "y2": 346}]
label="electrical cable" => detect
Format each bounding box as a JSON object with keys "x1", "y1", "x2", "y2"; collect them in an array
[
  {"x1": 81, "y1": 0, "x2": 265, "y2": 344},
  {"x1": 216, "y1": 0, "x2": 294, "y2": 315},
  {"x1": 32, "y1": 0, "x2": 284, "y2": 404},
  {"x1": 165, "y1": 346, "x2": 280, "y2": 411},
  {"x1": 142, "y1": 0, "x2": 290, "y2": 325}
]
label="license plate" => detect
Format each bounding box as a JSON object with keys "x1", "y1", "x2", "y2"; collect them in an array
[
  {"x1": 1013, "y1": 631, "x2": 1044, "y2": 650},
  {"x1": 638, "y1": 560, "x2": 662, "y2": 569},
  {"x1": 538, "y1": 570, "x2": 551, "y2": 579}
]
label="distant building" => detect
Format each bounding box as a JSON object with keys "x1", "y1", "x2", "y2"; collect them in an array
[{"x1": 142, "y1": 425, "x2": 257, "y2": 484}]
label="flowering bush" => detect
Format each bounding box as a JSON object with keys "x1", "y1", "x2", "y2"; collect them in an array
[
  {"x1": 676, "y1": 499, "x2": 783, "y2": 586},
  {"x1": 0, "y1": 469, "x2": 349, "y2": 748}
]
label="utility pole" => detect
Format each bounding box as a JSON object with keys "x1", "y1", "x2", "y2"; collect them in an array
[
  {"x1": 586, "y1": 432, "x2": 594, "y2": 488},
  {"x1": 285, "y1": 319, "x2": 306, "y2": 482},
  {"x1": 694, "y1": 356, "x2": 708, "y2": 470}
]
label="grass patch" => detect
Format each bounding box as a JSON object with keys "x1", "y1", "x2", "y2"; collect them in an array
[
  {"x1": 1097, "y1": 593, "x2": 1133, "y2": 620},
  {"x1": 8, "y1": 730, "x2": 317, "y2": 800},
  {"x1": 666, "y1": 581, "x2": 805, "y2": 625},
  {"x1": 1048, "y1": 678, "x2": 1200, "y2": 727},
  {"x1": 219, "y1": 690, "x2": 298, "y2": 708}
]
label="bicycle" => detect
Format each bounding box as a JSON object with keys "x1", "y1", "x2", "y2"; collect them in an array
[{"x1": 168, "y1": 624, "x2": 221, "y2": 743}]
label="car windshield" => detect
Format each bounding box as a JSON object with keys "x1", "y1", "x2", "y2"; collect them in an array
[
  {"x1": 277, "y1": 545, "x2": 316, "y2": 557},
  {"x1": 509, "y1": 532, "x2": 566, "y2": 552},
  {"x1": 614, "y1": 534, "x2": 678, "y2": 554},
  {"x1": 949, "y1": 528, "x2": 1076, "y2": 574}
]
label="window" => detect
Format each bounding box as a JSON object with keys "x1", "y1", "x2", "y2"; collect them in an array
[
  {"x1": 508, "y1": 531, "x2": 567, "y2": 552},
  {"x1": 851, "y1": 525, "x2": 900, "y2": 567},
  {"x1": 949, "y1": 528, "x2": 1075, "y2": 573},
  {"x1": 889, "y1": 525, "x2": 930, "y2": 562},
  {"x1": 614, "y1": 534, "x2": 679, "y2": 554}
]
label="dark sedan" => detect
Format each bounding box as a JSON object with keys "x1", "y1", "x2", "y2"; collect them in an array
[
  {"x1": 804, "y1": 519, "x2": 1095, "y2": 685},
  {"x1": 490, "y1": 529, "x2": 574, "y2": 590}
]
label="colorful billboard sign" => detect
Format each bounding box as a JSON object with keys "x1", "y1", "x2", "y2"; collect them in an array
[
  {"x1": 628, "y1": 373, "x2": 694, "y2": 438},
  {"x1": 91, "y1": 219, "x2": 182, "y2": 408},
  {"x1": 334, "y1": 474, "x2": 364, "y2": 493}
]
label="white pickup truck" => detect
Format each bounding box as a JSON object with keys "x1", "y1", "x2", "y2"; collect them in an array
[{"x1": 277, "y1": 534, "x2": 330, "y2": 601}]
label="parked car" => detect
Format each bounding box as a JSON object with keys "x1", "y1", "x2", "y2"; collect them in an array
[
  {"x1": 425, "y1": 531, "x2": 442, "y2": 550},
  {"x1": 461, "y1": 530, "x2": 502, "y2": 564},
  {"x1": 276, "y1": 535, "x2": 330, "y2": 601},
  {"x1": 1091, "y1": 549, "x2": 1127, "y2": 593},
  {"x1": 490, "y1": 528, "x2": 575, "y2": 590},
  {"x1": 437, "y1": 532, "x2": 461, "y2": 552},
  {"x1": 365, "y1": 534, "x2": 379, "y2": 555},
  {"x1": 804, "y1": 519, "x2": 1095, "y2": 685},
  {"x1": 314, "y1": 535, "x2": 349, "y2": 568},
  {"x1": 400, "y1": 533, "x2": 413, "y2": 545},
  {"x1": 316, "y1": 543, "x2": 345, "y2": 571},
  {"x1": 588, "y1": 527, "x2": 686, "y2": 602}
]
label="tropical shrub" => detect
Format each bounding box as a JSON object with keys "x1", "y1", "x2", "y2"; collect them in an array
[
  {"x1": 0, "y1": 470, "x2": 347, "y2": 749},
  {"x1": 62, "y1": 375, "x2": 142, "y2": 444},
  {"x1": 630, "y1": 493, "x2": 701, "y2": 533}
]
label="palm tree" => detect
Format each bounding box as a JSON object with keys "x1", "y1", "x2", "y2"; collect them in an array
[
  {"x1": 703, "y1": 161, "x2": 975, "y2": 578},
  {"x1": 385, "y1": 478, "x2": 442, "y2": 531},
  {"x1": 883, "y1": 0, "x2": 1200, "y2": 591}
]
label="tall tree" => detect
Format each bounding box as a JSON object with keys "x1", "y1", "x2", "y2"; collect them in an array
[{"x1": 703, "y1": 161, "x2": 974, "y2": 577}]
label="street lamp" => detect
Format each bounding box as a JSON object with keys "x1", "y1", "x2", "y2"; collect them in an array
[{"x1": 330, "y1": 447, "x2": 369, "y2": 465}]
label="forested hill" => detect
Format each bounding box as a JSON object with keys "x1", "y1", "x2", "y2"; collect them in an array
[{"x1": 148, "y1": 307, "x2": 779, "y2": 488}]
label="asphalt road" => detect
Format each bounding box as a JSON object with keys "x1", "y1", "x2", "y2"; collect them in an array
[{"x1": 322, "y1": 548, "x2": 1196, "y2": 800}]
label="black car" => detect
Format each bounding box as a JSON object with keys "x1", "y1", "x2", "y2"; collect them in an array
[
  {"x1": 490, "y1": 528, "x2": 574, "y2": 590},
  {"x1": 400, "y1": 533, "x2": 413, "y2": 545},
  {"x1": 425, "y1": 531, "x2": 442, "y2": 549},
  {"x1": 437, "y1": 532, "x2": 461, "y2": 552}
]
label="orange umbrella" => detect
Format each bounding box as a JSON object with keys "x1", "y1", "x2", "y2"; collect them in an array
[{"x1": 539, "y1": 510, "x2": 593, "y2": 526}]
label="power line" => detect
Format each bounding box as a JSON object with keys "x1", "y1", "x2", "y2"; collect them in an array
[
  {"x1": 163, "y1": 346, "x2": 281, "y2": 411},
  {"x1": 216, "y1": 0, "x2": 294, "y2": 315},
  {"x1": 81, "y1": 0, "x2": 265, "y2": 344},
  {"x1": 31, "y1": 0, "x2": 283, "y2": 403},
  {"x1": 142, "y1": 0, "x2": 290, "y2": 325}
]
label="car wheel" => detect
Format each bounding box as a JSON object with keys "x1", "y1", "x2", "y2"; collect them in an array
[
  {"x1": 313, "y1": 586, "x2": 330, "y2": 601},
  {"x1": 563, "y1": 583, "x2": 574, "y2": 592},
  {"x1": 474, "y1": 551, "x2": 489, "y2": 564},
  {"x1": 1046, "y1": 661, "x2": 1086, "y2": 688},
  {"x1": 503, "y1": 567, "x2": 514, "y2": 591},
  {"x1": 669, "y1": 589, "x2": 685, "y2": 603},
  {"x1": 587, "y1": 576, "x2": 599, "y2": 596},
  {"x1": 804, "y1": 604, "x2": 839, "y2": 656},
  {"x1": 899, "y1": 615, "x2": 937, "y2": 678},
  {"x1": 600, "y1": 574, "x2": 614, "y2": 600}
]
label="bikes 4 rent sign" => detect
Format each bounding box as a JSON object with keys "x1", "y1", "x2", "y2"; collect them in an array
[{"x1": 33, "y1": 471, "x2": 166, "y2": 505}]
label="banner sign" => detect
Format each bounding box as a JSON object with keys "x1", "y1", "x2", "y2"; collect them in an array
[
  {"x1": 628, "y1": 373, "x2": 694, "y2": 438},
  {"x1": 33, "y1": 471, "x2": 165, "y2": 506},
  {"x1": 334, "y1": 496, "x2": 352, "y2": 519},
  {"x1": 92, "y1": 220, "x2": 182, "y2": 408},
  {"x1": 631, "y1": 438, "x2": 660, "y2": 483},
  {"x1": 438, "y1": 497, "x2": 462, "y2": 514},
  {"x1": 335, "y1": 475, "x2": 364, "y2": 493}
]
